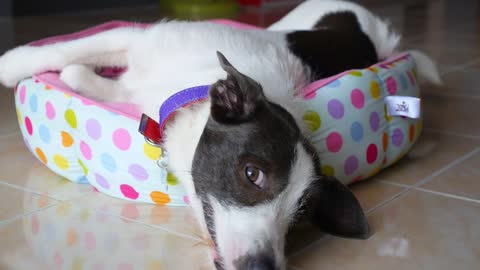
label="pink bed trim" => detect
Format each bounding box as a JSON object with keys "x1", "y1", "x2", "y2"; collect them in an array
[{"x1": 301, "y1": 53, "x2": 410, "y2": 96}]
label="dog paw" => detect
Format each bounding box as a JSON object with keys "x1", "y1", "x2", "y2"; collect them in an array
[
  {"x1": 0, "y1": 46, "x2": 35, "y2": 87},
  {"x1": 60, "y1": 64, "x2": 92, "y2": 93}
]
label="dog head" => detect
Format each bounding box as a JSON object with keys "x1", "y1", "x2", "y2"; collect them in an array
[{"x1": 192, "y1": 52, "x2": 370, "y2": 270}]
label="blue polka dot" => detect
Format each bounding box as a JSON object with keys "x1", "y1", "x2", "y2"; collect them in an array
[
  {"x1": 399, "y1": 74, "x2": 408, "y2": 90},
  {"x1": 350, "y1": 121, "x2": 364, "y2": 142},
  {"x1": 326, "y1": 79, "x2": 341, "y2": 88},
  {"x1": 29, "y1": 94, "x2": 38, "y2": 112},
  {"x1": 38, "y1": 125, "x2": 51, "y2": 143},
  {"x1": 100, "y1": 153, "x2": 116, "y2": 172},
  {"x1": 77, "y1": 176, "x2": 89, "y2": 184}
]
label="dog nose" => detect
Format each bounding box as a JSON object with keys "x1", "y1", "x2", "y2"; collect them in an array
[{"x1": 241, "y1": 255, "x2": 277, "y2": 270}]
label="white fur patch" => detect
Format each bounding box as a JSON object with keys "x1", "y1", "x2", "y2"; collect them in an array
[{"x1": 210, "y1": 143, "x2": 316, "y2": 270}]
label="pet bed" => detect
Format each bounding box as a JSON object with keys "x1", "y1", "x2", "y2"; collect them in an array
[{"x1": 14, "y1": 20, "x2": 421, "y2": 206}]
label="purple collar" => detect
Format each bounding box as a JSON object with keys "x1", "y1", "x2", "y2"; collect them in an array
[{"x1": 139, "y1": 85, "x2": 210, "y2": 145}]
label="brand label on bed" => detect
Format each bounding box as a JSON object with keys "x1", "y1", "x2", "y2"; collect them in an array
[{"x1": 385, "y1": 96, "x2": 421, "y2": 119}]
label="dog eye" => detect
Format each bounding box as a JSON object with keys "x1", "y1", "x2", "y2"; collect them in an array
[{"x1": 245, "y1": 165, "x2": 265, "y2": 188}]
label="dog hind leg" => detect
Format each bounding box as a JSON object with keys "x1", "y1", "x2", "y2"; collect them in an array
[{"x1": 60, "y1": 64, "x2": 131, "y2": 102}]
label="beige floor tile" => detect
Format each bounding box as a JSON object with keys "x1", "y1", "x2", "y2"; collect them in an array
[
  {"x1": 422, "y1": 93, "x2": 480, "y2": 137},
  {"x1": 68, "y1": 191, "x2": 205, "y2": 240},
  {"x1": 0, "y1": 183, "x2": 57, "y2": 222},
  {"x1": 0, "y1": 202, "x2": 215, "y2": 270},
  {"x1": 0, "y1": 88, "x2": 20, "y2": 136},
  {"x1": 421, "y1": 149, "x2": 480, "y2": 200},
  {"x1": 0, "y1": 134, "x2": 94, "y2": 201},
  {"x1": 285, "y1": 181, "x2": 405, "y2": 255},
  {"x1": 424, "y1": 66, "x2": 480, "y2": 98},
  {"x1": 373, "y1": 131, "x2": 478, "y2": 185},
  {"x1": 290, "y1": 190, "x2": 480, "y2": 270}
]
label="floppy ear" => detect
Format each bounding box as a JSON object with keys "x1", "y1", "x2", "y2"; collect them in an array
[
  {"x1": 304, "y1": 176, "x2": 371, "y2": 239},
  {"x1": 209, "y1": 51, "x2": 266, "y2": 124}
]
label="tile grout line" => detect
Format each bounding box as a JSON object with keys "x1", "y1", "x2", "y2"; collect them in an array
[
  {"x1": 410, "y1": 147, "x2": 480, "y2": 188},
  {"x1": 440, "y1": 58, "x2": 480, "y2": 75},
  {"x1": 0, "y1": 181, "x2": 205, "y2": 243},
  {"x1": 413, "y1": 187, "x2": 480, "y2": 204},
  {"x1": 0, "y1": 180, "x2": 66, "y2": 202},
  {"x1": 423, "y1": 128, "x2": 480, "y2": 140},
  {"x1": 288, "y1": 147, "x2": 480, "y2": 261},
  {"x1": 92, "y1": 208, "x2": 205, "y2": 243},
  {"x1": 0, "y1": 201, "x2": 61, "y2": 226}
]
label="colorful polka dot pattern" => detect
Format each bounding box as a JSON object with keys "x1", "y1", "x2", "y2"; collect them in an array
[
  {"x1": 15, "y1": 53, "x2": 421, "y2": 204},
  {"x1": 302, "y1": 53, "x2": 421, "y2": 184},
  {"x1": 15, "y1": 77, "x2": 186, "y2": 206}
]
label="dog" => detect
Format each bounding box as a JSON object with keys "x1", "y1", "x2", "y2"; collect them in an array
[{"x1": 0, "y1": 1, "x2": 440, "y2": 269}]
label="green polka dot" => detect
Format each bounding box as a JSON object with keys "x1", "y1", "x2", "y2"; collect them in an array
[
  {"x1": 65, "y1": 109, "x2": 77, "y2": 128},
  {"x1": 78, "y1": 159, "x2": 88, "y2": 175},
  {"x1": 349, "y1": 71, "x2": 362, "y2": 77},
  {"x1": 303, "y1": 110, "x2": 321, "y2": 132},
  {"x1": 321, "y1": 165, "x2": 335, "y2": 176},
  {"x1": 167, "y1": 173, "x2": 179, "y2": 186}
]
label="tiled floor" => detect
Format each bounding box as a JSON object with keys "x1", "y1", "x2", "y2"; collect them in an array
[{"x1": 0, "y1": 0, "x2": 479, "y2": 269}]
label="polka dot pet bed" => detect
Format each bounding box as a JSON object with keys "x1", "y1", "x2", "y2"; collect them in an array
[{"x1": 14, "y1": 20, "x2": 422, "y2": 206}]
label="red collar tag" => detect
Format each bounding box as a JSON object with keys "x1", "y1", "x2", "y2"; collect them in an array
[{"x1": 138, "y1": 113, "x2": 162, "y2": 146}]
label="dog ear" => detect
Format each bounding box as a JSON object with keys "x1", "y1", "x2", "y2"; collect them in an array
[
  {"x1": 209, "y1": 51, "x2": 266, "y2": 124},
  {"x1": 304, "y1": 176, "x2": 371, "y2": 239}
]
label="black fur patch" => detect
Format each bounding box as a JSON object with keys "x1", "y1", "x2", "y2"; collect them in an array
[
  {"x1": 192, "y1": 101, "x2": 300, "y2": 207},
  {"x1": 233, "y1": 246, "x2": 277, "y2": 270},
  {"x1": 286, "y1": 11, "x2": 378, "y2": 81}
]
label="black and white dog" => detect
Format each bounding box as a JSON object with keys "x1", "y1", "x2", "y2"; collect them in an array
[{"x1": 0, "y1": 1, "x2": 440, "y2": 269}]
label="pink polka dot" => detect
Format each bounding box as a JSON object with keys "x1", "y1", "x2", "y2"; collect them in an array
[
  {"x1": 86, "y1": 119, "x2": 102, "y2": 140},
  {"x1": 117, "y1": 263, "x2": 133, "y2": 270},
  {"x1": 326, "y1": 132, "x2": 343, "y2": 153},
  {"x1": 366, "y1": 144, "x2": 378, "y2": 164},
  {"x1": 25, "y1": 116, "x2": 33, "y2": 135},
  {"x1": 31, "y1": 214, "x2": 39, "y2": 235},
  {"x1": 386, "y1": 77, "x2": 397, "y2": 94},
  {"x1": 350, "y1": 88, "x2": 365, "y2": 109},
  {"x1": 183, "y1": 196, "x2": 190, "y2": 204},
  {"x1": 45, "y1": 101, "x2": 56, "y2": 120},
  {"x1": 54, "y1": 252, "x2": 64, "y2": 268},
  {"x1": 19, "y1": 85, "x2": 26, "y2": 104},
  {"x1": 80, "y1": 141, "x2": 92, "y2": 160},
  {"x1": 113, "y1": 129, "x2": 131, "y2": 151},
  {"x1": 344, "y1": 155, "x2": 359, "y2": 175},
  {"x1": 85, "y1": 232, "x2": 96, "y2": 251},
  {"x1": 121, "y1": 204, "x2": 139, "y2": 220},
  {"x1": 120, "y1": 184, "x2": 139, "y2": 200}
]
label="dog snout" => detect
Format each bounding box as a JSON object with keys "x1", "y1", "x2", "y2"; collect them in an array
[{"x1": 236, "y1": 254, "x2": 278, "y2": 270}]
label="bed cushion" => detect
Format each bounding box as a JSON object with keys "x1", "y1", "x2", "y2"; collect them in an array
[{"x1": 14, "y1": 21, "x2": 421, "y2": 205}]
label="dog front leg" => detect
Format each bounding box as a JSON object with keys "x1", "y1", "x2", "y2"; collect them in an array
[{"x1": 0, "y1": 27, "x2": 140, "y2": 87}]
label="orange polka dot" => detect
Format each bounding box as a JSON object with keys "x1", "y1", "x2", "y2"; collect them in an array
[
  {"x1": 45, "y1": 85, "x2": 52, "y2": 90},
  {"x1": 409, "y1": 124, "x2": 415, "y2": 143},
  {"x1": 151, "y1": 205, "x2": 171, "y2": 225},
  {"x1": 37, "y1": 197, "x2": 50, "y2": 208},
  {"x1": 67, "y1": 228, "x2": 78, "y2": 246},
  {"x1": 382, "y1": 133, "x2": 388, "y2": 152},
  {"x1": 150, "y1": 191, "x2": 171, "y2": 205},
  {"x1": 61, "y1": 131, "x2": 74, "y2": 147},
  {"x1": 35, "y1": 147, "x2": 47, "y2": 164}
]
